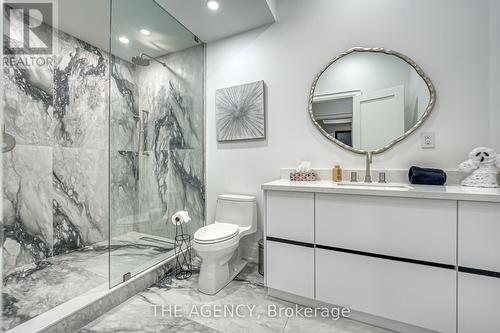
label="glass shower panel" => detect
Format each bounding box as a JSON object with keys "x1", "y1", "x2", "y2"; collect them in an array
[{"x1": 109, "y1": 0, "x2": 205, "y2": 287}]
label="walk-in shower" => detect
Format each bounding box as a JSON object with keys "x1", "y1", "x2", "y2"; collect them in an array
[
  {"x1": 109, "y1": 0, "x2": 205, "y2": 288},
  {"x1": 1, "y1": 0, "x2": 205, "y2": 330}
]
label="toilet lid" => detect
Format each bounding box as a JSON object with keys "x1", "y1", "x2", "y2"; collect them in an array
[{"x1": 194, "y1": 223, "x2": 239, "y2": 243}]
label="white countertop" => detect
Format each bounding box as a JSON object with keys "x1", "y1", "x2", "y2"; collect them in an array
[{"x1": 262, "y1": 179, "x2": 500, "y2": 203}]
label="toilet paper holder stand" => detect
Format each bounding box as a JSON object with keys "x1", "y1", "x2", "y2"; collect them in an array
[{"x1": 174, "y1": 220, "x2": 192, "y2": 280}]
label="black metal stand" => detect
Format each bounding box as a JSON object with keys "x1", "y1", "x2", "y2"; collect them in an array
[{"x1": 174, "y1": 222, "x2": 192, "y2": 280}]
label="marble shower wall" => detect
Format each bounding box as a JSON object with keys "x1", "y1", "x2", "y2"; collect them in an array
[
  {"x1": 109, "y1": 56, "x2": 139, "y2": 237},
  {"x1": 111, "y1": 45, "x2": 205, "y2": 241},
  {"x1": 2, "y1": 9, "x2": 136, "y2": 274}
]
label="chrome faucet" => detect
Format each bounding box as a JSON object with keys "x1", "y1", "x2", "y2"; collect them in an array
[{"x1": 364, "y1": 152, "x2": 372, "y2": 183}]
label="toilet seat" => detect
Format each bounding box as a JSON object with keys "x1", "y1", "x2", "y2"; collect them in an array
[{"x1": 194, "y1": 223, "x2": 239, "y2": 244}]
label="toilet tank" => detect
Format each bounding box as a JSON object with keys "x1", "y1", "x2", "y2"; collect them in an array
[{"x1": 215, "y1": 194, "x2": 257, "y2": 233}]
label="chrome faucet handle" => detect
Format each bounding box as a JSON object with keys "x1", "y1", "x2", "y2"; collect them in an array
[
  {"x1": 350, "y1": 171, "x2": 358, "y2": 182},
  {"x1": 378, "y1": 172, "x2": 387, "y2": 183},
  {"x1": 364, "y1": 152, "x2": 373, "y2": 183}
]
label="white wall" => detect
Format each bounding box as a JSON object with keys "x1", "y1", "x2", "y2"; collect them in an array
[
  {"x1": 490, "y1": 0, "x2": 500, "y2": 150},
  {"x1": 206, "y1": 0, "x2": 492, "y2": 259}
]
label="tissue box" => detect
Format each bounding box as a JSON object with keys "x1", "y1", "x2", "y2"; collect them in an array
[{"x1": 289, "y1": 171, "x2": 318, "y2": 181}]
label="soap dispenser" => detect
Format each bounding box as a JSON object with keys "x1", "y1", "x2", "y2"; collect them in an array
[{"x1": 332, "y1": 162, "x2": 343, "y2": 182}]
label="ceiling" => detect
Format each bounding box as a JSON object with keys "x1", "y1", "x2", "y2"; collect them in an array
[
  {"x1": 56, "y1": 0, "x2": 276, "y2": 62},
  {"x1": 58, "y1": 0, "x2": 198, "y2": 62},
  {"x1": 156, "y1": 0, "x2": 277, "y2": 42}
]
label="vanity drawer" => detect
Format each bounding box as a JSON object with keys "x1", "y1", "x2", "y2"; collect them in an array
[
  {"x1": 316, "y1": 248, "x2": 456, "y2": 333},
  {"x1": 266, "y1": 191, "x2": 314, "y2": 243},
  {"x1": 458, "y1": 201, "x2": 500, "y2": 272},
  {"x1": 315, "y1": 194, "x2": 457, "y2": 264},
  {"x1": 458, "y1": 272, "x2": 500, "y2": 333},
  {"x1": 266, "y1": 240, "x2": 314, "y2": 299}
]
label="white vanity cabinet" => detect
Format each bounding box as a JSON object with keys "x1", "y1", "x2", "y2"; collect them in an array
[
  {"x1": 265, "y1": 191, "x2": 315, "y2": 299},
  {"x1": 316, "y1": 249, "x2": 456, "y2": 333},
  {"x1": 315, "y1": 194, "x2": 457, "y2": 333},
  {"x1": 315, "y1": 194, "x2": 457, "y2": 264},
  {"x1": 262, "y1": 180, "x2": 500, "y2": 333},
  {"x1": 457, "y1": 201, "x2": 500, "y2": 333}
]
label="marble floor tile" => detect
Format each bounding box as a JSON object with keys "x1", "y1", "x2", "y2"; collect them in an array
[
  {"x1": 47, "y1": 245, "x2": 109, "y2": 278},
  {"x1": 2, "y1": 260, "x2": 106, "y2": 331},
  {"x1": 2, "y1": 231, "x2": 174, "y2": 331},
  {"x1": 79, "y1": 295, "x2": 220, "y2": 333},
  {"x1": 81, "y1": 263, "x2": 394, "y2": 333},
  {"x1": 108, "y1": 232, "x2": 175, "y2": 287}
]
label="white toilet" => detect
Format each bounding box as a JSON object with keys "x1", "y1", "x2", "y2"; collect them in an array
[{"x1": 194, "y1": 194, "x2": 257, "y2": 295}]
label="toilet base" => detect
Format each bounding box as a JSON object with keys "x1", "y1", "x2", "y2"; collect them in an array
[
  {"x1": 198, "y1": 258, "x2": 247, "y2": 295},
  {"x1": 229, "y1": 259, "x2": 248, "y2": 280}
]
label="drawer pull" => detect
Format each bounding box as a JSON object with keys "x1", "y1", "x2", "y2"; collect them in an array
[
  {"x1": 316, "y1": 244, "x2": 455, "y2": 270},
  {"x1": 267, "y1": 236, "x2": 314, "y2": 248},
  {"x1": 458, "y1": 266, "x2": 500, "y2": 279}
]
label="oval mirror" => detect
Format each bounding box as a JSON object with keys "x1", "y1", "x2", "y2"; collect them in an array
[{"x1": 309, "y1": 47, "x2": 436, "y2": 154}]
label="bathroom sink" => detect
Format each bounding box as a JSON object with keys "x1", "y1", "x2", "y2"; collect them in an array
[{"x1": 337, "y1": 182, "x2": 413, "y2": 190}]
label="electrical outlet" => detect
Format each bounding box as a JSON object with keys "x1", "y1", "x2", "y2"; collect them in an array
[{"x1": 421, "y1": 132, "x2": 435, "y2": 149}]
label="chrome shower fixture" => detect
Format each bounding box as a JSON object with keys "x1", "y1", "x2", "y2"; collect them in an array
[
  {"x1": 131, "y1": 53, "x2": 167, "y2": 68},
  {"x1": 139, "y1": 110, "x2": 149, "y2": 156}
]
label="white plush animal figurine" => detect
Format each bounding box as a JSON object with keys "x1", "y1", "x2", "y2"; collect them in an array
[{"x1": 459, "y1": 147, "x2": 500, "y2": 188}]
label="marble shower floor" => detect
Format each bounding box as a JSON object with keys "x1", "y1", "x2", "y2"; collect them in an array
[
  {"x1": 80, "y1": 264, "x2": 392, "y2": 333},
  {"x1": 2, "y1": 232, "x2": 175, "y2": 332}
]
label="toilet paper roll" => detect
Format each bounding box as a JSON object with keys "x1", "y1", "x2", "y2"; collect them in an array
[{"x1": 171, "y1": 211, "x2": 191, "y2": 225}]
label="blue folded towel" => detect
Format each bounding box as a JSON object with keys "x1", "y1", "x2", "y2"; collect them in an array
[{"x1": 408, "y1": 166, "x2": 447, "y2": 185}]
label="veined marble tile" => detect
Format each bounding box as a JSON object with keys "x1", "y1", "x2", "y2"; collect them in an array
[
  {"x1": 2, "y1": 232, "x2": 179, "y2": 331},
  {"x1": 156, "y1": 149, "x2": 204, "y2": 238},
  {"x1": 108, "y1": 45, "x2": 205, "y2": 260},
  {"x1": 52, "y1": 147, "x2": 108, "y2": 255},
  {"x1": 131, "y1": 153, "x2": 163, "y2": 236},
  {"x1": 2, "y1": 63, "x2": 55, "y2": 147},
  {"x1": 2, "y1": 7, "x2": 55, "y2": 147},
  {"x1": 109, "y1": 150, "x2": 137, "y2": 237},
  {"x1": 147, "y1": 264, "x2": 290, "y2": 333},
  {"x1": 131, "y1": 45, "x2": 205, "y2": 240},
  {"x1": 81, "y1": 264, "x2": 289, "y2": 333},
  {"x1": 2, "y1": 259, "x2": 106, "y2": 331},
  {"x1": 133, "y1": 148, "x2": 204, "y2": 239},
  {"x1": 53, "y1": 31, "x2": 109, "y2": 149},
  {"x1": 2, "y1": 145, "x2": 53, "y2": 275},
  {"x1": 47, "y1": 244, "x2": 109, "y2": 278},
  {"x1": 136, "y1": 45, "x2": 204, "y2": 151},
  {"x1": 110, "y1": 56, "x2": 138, "y2": 152},
  {"x1": 82, "y1": 263, "x2": 392, "y2": 333},
  {"x1": 109, "y1": 231, "x2": 175, "y2": 284},
  {"x1": 79, "y1": 295, "x2": 220, "y2": 333}
]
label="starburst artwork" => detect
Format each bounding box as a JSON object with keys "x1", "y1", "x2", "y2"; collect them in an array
[{"x1": 215, "y1": 81, "x2": 265, "y2": 141}]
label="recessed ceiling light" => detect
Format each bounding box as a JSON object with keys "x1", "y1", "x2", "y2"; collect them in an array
[
  {"x1": 207, "y1": 0, "x2": 219, "y2": 11},
  {"x1": 118, "y1": 36, "x2": 129, "y2": 44},
  {"x1": 140, "y1": 29, "x2": 151, "y2": 36}
]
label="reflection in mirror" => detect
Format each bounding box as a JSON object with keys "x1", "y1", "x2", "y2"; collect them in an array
[{"x1": 310, "y1": 49, "x2": 434, "y2": 153}]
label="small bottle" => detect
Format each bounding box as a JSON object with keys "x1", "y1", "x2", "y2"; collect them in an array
[{"x1": 332, "y1": 162, "x2": 343, "y2": 182}]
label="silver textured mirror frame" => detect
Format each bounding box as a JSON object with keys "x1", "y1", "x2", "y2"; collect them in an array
[{"x1": 308, "y1": 47, "x2": 436, "y2": 155}]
